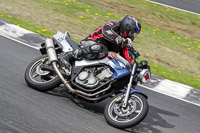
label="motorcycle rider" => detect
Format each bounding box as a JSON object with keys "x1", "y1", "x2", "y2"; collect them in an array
[{"x1": 61, "y1": 15, "x2": 141, "y2": 67}]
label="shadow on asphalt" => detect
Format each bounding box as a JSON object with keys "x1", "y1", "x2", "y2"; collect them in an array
[
  {"x1": 47, "y1": 87, "x2": 180, "y2": 133},
  {"x1": 124, "y1": 105, "x2": 179, "y2": 133},
  {"x1": 47, "y1": 87, "x2": 108, "y2": 114}
]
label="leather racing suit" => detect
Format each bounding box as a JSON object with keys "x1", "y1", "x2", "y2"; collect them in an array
[{"x1": 81, "y1": 20, "x2": 134, "y2": 64}]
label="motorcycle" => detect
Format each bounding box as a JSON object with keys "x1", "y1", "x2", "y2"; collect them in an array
[{"x1": 24, "y1": 31, "x2": 151, "y2": 129}]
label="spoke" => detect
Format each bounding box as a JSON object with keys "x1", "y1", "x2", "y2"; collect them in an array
[
  {"x1": 114, "y1": 115, "x2": 119, "y2": 120},
  {"x1": 32, "y1": 73, "x2": 39, "y2": 78},
  {"x1": 50, "y1": 75, "x2": 56, "y2": 79},
  {"x1": 135, "y1": 110, "x2": 141, "y2": 114}
]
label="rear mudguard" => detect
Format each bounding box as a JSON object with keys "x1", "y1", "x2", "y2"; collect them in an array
[{"x1": 120, "y1": 88, "x2": 148, "y2": 99}]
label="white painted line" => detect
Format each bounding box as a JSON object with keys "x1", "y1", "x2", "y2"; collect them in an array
[
  {"x1": 146, "y1": 0, "x2": 200, "y2": 15},
  {"x1": 154, "y1": 79, "x2": 192, "y2": 98},
  {"x1": 139, "y1": 84, "x2": 200, "y2": 107},
  {"x1": 0, "y1": 33, "x2": 40, "y2": 50},
  {"x1": 0, "y1": 19, "x2": 36, "y2": 36}
]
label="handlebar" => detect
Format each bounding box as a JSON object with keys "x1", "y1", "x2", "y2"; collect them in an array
[{"x1": 129, "y1": 47, "x2": 140, "y2": 58}]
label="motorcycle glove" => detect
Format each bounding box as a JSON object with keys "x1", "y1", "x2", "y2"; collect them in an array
[{"x1": 121, "y1": 38, "x2": 133, "y2": 48}]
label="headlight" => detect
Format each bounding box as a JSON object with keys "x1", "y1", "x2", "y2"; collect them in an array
[{"x1": 137, "y1": 69, "x2": 151, "y2": 84}]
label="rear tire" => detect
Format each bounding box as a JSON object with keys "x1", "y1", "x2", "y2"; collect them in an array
[
  {"x1": 25, "y1": 55, "x2": 61, "y2": 92},
  {"x1": 104, "y1": 93, "x2": 149, "y2": 129}
]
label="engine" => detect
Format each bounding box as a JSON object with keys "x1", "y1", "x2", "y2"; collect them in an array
[{"x1": 75, "y1": 66, "x2": 113, "y2": 88}]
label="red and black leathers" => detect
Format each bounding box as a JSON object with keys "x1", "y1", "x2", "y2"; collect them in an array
[{"x1": 82, "y1": 21, "x2": 134, "y2": 64}]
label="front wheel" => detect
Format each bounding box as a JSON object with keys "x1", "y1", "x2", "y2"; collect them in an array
[
  {"x1": 104, "y1": 93, "x2": 149, "y2": 129},
  {"x1": 25, "y1": 55, "x2": 61, "y2": 92}
]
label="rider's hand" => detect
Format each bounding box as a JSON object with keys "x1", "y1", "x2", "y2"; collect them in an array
[
  {"x1": 129, "y1": 47, "x2": 140, "y2": 58},
  {"x1": 122, "y1": 38, "x2": 133, "y2": 48},
  {"x1": 133, "y1": 49, "x2": 140, "y2": 58}
]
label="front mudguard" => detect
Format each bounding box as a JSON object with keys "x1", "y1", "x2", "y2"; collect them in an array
[{"x1": 120, "y1": 88, "x2": 148, "y2": 99}]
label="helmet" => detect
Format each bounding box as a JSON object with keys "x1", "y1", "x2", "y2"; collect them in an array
[{"x1": 119, "y1": 15, "x2": 141, "y2": 40}]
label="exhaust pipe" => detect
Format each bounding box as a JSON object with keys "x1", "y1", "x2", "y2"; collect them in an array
[
  {"x1": 45, "y1": 38, "x2": 58, "y2": 64},
  {"x1": 52, "y1": 61, "x2": 112, "y2": 100},
  {"x1": 52, "y1": 62, "x2": 75, "y2": 93}
]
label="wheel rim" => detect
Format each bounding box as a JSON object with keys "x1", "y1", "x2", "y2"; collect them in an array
[
  {"x1": 108, "y1": 94, "x2": 144, "y2": 123},
  {"x1": 29, "y1": 57, "x2": 57, "y2": 84}
]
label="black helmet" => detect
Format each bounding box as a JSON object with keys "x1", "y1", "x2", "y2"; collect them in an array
[{"x1": 119, "y1": 15, "x2": 141, "y2": 40}]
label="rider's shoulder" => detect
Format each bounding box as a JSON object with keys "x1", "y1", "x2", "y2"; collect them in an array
[{"x1": 104, "y1": 20, "x2": 119, "y2": 27}]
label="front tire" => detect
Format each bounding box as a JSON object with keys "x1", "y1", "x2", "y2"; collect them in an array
[
  {"x1": 25, "y1": 55, "x2": 61, "y2": 92},
  {"x1": 104, "y1": 93, "x2": 149, "y2": 129}
]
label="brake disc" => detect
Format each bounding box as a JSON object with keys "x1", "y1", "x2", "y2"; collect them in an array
[
  {"x1": 114, "y1": 98, "x2": 137, "y2": 117},
  {"x1": 36, "y1": 65, "x2": 50, "y2": 76}
]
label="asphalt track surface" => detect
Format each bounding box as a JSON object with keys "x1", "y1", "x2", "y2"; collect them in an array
[
  {"x1": 149, "y1": 0, "x2": 200, "y2": 14},
  {"x1": 0, "y1": 35, "x2": 200, "y2": 133}
]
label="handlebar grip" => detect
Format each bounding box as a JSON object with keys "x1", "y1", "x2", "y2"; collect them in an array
[
  {"x1": 129, "y1": 47, "x2": 140, "y2": 58},
  {"x1": 134, "y1": 50, "x2": 140, "y2": 57}
]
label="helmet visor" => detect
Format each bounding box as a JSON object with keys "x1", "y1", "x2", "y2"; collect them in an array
[{"x1": 128, "y1": 31, "x2": 138, "y2": 41}]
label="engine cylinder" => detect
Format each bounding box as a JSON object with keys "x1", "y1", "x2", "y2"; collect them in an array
[{"x1": 78, "y1": 71, "x2": 89, "y2": 81}]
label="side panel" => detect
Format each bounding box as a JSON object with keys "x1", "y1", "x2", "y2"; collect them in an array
[
  {"x1": 75, "y1": 57, "x2": 110, "y2": 67},
  {"x1": 107, "y1": 52, "x2": 131, "y2": 68},
  {"x1": 53, "y1": 31, "x2": 73, "y2": 53},
  {"x1": 75, "y1": 60, "x2": 100, "y2": 66},
  {"x1": 75, "y1": 52, "x2": 130, "y2": 67},
  {"x1": 107, "y1": 52, "x2": 131, "y2": 79},
  {"x1": 109, "y1": 66, "x2": 130, "y2": 79}
]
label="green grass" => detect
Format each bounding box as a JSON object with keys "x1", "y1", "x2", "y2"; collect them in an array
[
  {"x1": 148, "y1": 61, "x2": 200, "y2": 89},
  {"x1": 0, "y1": 12, "x2": 54, "y2": 37},
  {"x1": 0, "y1": 0, "x2": 199, "y2": 89}
]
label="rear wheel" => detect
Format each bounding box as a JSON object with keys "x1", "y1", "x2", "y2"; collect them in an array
[
  {"x1": 104, "y1": 93, "x2": 149, "y2": 129},
  {"x1": 25, "y1": 55, "x2": 61, "y2": 92}
]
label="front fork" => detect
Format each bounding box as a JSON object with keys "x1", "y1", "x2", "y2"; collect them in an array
[{"x1": 122, "y1": 61, "x2": 137, "y2": 107}]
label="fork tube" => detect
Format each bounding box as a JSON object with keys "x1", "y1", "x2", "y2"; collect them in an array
[{"x1": 123, "y1": 61, "x2": 137, "y2": 107}]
